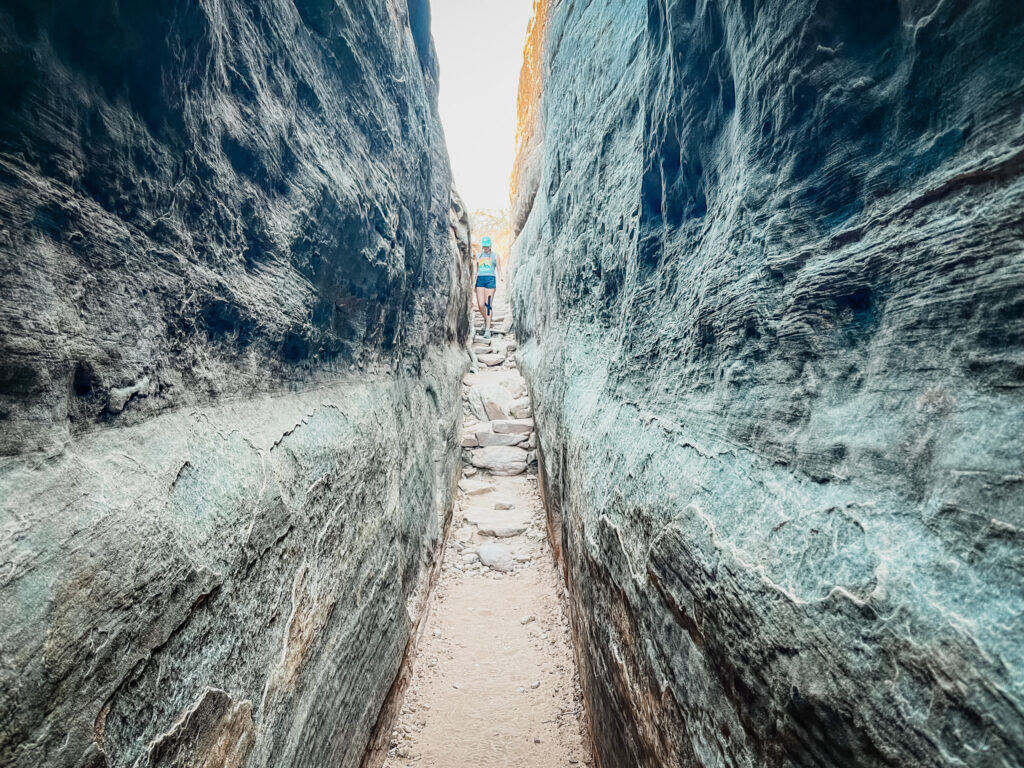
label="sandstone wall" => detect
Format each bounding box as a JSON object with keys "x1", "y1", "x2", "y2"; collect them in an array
[
  {"x1": 509, "y1": 0, "x2": 546, "y2": 237},
  {"x1": 0, "y1": 1, "x2": 469, "y2": 766},
  {"x1": 512, "y1": 1, "x2": 1024, "y2": 766}
]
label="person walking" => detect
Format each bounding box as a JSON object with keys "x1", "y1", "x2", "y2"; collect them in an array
[{"x1": 474, "y1": 236, "x2": 502, "y2": 338}]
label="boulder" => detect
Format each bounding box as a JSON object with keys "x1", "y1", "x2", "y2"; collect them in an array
[
  {"x1": 475, "y1": 542, "x2": 515, "y2": 573},
  {"x1": 498, "y1": 375, "x2": 528, "y2": 400},
  {"x1": 478, "y1": 353, "x2": 507, "y2": 367},
  {"x1": 469, "y1": 446, "x2": 529, "y2": 476},
  {"x1": 509, "y1": 398, "x2": 532, "y2": 419},
  {"x1": 466, "y1": 382, "x2": 514, "y2": 421}
]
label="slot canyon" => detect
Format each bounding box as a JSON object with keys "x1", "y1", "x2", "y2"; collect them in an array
[{"x1": 1, "y1": 1, "x2": 1021, "y2": 767}]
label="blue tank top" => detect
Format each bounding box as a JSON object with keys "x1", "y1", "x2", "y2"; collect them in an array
[{"x1": 477, "y1": 251, "x2": 496, "y2": 276}]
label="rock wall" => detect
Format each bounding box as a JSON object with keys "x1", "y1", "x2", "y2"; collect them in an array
[
  {"x1": 509, "y1": 0, "x2": 546, "y2": 237},
  {"x1": 512, "y1": 1, "x2": 1024, "y2": 766},
  {"x1": 0, "y1": 1, "x2": 470, "y2": 766}
]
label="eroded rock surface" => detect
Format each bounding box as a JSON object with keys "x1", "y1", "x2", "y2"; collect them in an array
[
  {"x1": 0, "y1": 2, "x2": 468, "y2": 767},
  {"x1": 512, "y1": 1, "x2": 1024, "y2": 766}
]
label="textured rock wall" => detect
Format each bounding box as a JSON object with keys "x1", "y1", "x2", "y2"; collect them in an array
[
  {"x1": 0, "y1": 1, "x2": 469, "y2": 766},
  {"x1": 509, "y1": 0, "x2": 546, "y2": 237},
  {"x1": 512, "y1": 1, "x2": 1024, "y2": 766}
]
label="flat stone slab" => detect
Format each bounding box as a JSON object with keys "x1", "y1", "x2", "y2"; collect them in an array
[
  {"x1": 491, "y1": 419, "x2": 533, "y2": 435},
  {"x1": 469, "y1": 445, "x2": 528, "y2": 476},
  {"x1": 464, "y1": 505, "x2": 530, "y2": 538},
  {"x1": 478, "y1": 353, "x2": 507, "y2": 367},
  {"x1": 475, "y1": 429, "x2": 527, "y2": 447},
  {"x1": 480, "y1": 523, "x2": 527, "y2": 538},
  {"x1": 458, "y1": 478, "x2": 495, "y2": 496}
]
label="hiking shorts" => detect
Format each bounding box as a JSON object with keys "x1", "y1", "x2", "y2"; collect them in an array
[{"x1": 475, "y1": 275, "x2": 496, "y2": 289}]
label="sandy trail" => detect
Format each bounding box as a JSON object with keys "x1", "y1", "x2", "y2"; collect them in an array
[{"x1": 386, "y1": 294, "x2": 592, "y2": 767}]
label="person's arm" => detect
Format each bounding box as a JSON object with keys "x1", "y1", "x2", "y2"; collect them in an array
[{"x1": 497, "y1": 253, "x2": 504, "y2": 283}]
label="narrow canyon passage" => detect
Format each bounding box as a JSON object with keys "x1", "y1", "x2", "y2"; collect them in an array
[
  {"x1": 1, "y1": 2, "x2": 1022, "y2": 767},
  {"x1": 386, "y1": 293, "x2": 592, "y2": 767}
]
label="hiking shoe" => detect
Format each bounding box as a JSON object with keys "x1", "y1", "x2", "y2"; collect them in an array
[{"x1": 483, "y1": 328, "x2": 491, "y2": 339}]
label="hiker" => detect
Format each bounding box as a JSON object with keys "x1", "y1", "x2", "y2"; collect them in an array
[{"x1": 474, "y1": 236, "x2": 502, "y2": 338}]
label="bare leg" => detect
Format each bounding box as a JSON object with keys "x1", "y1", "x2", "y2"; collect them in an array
[
  {"x1": 475, "y1": 286, "x2": 488, "y2": 330},
  {"x1": 484, "y1": 289, "x2": 496, "y2": 330}
]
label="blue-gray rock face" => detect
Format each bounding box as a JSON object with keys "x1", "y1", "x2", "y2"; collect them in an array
[
  {"x1": 0, "y1": 1, "x2": 468, "y2": 767},
  {"x1": 512, "y1": 1, "x2": 1024, "y2": 766}
]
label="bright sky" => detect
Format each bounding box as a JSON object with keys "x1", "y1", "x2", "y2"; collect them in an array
[{"x1": 430, "y1": 0, "x2": 535, "y2": 211}]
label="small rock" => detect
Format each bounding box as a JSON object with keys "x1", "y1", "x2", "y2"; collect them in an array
[
  {"x1": 531, "y1": 681, "x2": 540, "y2": 689},
  {"x1": 107, "y1": 376, "x2": 151, "y2": 414},
  {"x1": 494, "y1": 499, "x2": 516, "y2": 510},
  {"x1": 521, "y1": 615, "x2": 536, "y2": 625}
]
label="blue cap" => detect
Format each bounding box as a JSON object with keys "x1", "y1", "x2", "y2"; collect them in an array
[{"x1": 481, "y1": 236, "x2": 492, "y2": 247}]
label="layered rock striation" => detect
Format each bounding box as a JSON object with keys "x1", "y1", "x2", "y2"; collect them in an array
[
  {"x1": 0, "y1": 1, "x2": 469, "y2": 766},
  {"x1": 512, "y1": 1, "x2": 1024, "y2": 766}
]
